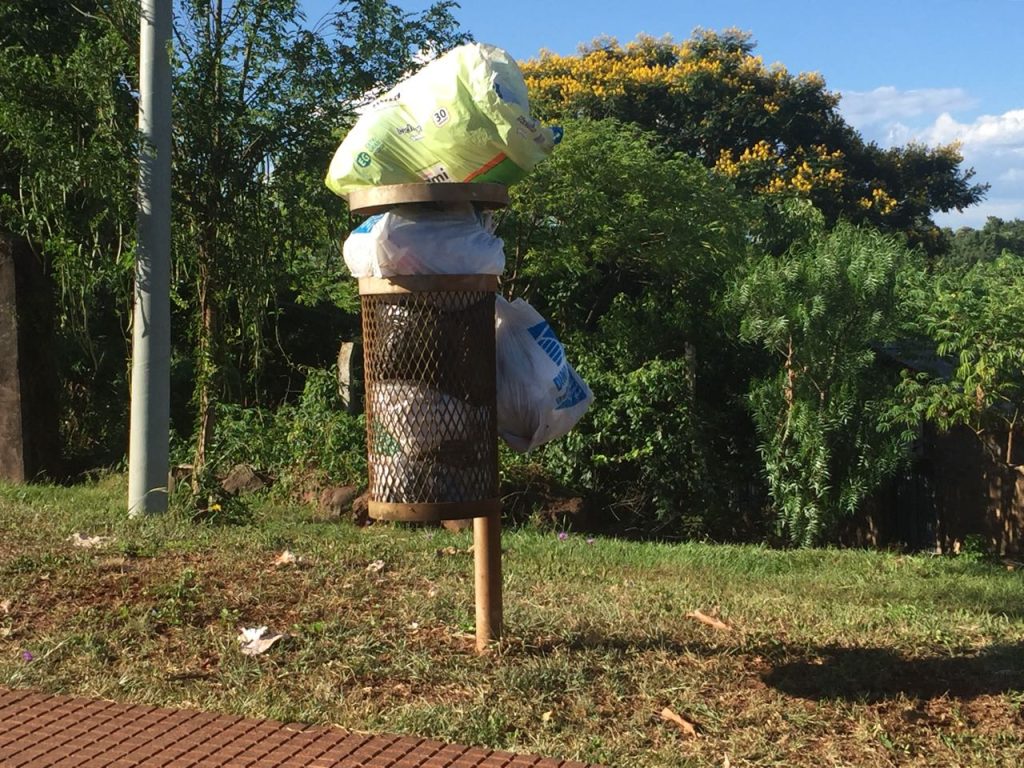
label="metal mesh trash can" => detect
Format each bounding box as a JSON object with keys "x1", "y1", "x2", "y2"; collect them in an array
[
  {"x1": 349, "y1": 183, "x2": 509, "y2": 523},
  {"x1": 359, "y1": 275, "x2": 498, "y2": 521}
]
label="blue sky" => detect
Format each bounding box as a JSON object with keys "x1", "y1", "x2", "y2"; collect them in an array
[{"x1": 305, "y1": 0, "x2": 1024, "y2": 228}]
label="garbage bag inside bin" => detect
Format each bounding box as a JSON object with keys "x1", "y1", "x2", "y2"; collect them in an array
[
  {"x1": 343, "y1": 203, "x2": 505, "y2": 278},
  {"x1": 368, "y1": 380, "x2": 489, "y2": 457}
]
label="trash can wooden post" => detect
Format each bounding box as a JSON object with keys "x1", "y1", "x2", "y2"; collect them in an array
[{"x1": 349, "y1": 183, "x2": 508, "y2": 652}]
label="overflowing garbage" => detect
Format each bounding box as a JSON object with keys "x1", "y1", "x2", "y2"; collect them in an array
[
  {"x1": 494, "y1": 296, "x2": 592, "y2": 452},
  {"x1": 326, "y1": 43, "x2": 562, "y2": 196},
  {"x1": 326, "y1": 43, "x2": 591, "y2": 508},
  {"x1": 343, "y1": 203, "x2": 504, "y2": 278}
]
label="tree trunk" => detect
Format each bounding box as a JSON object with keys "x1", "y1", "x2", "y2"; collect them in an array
[{"x1": 192, "y1": 267, "x2": 218, "y2": 489}]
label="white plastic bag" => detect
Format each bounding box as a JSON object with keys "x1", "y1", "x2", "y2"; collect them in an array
[
  {"x1": 495, "y1": 296, "x2": 593, "y2": 452},
  {"x1": 325, "y1": 43, "x2": 560, "y2": 197},
  {"x1": 343, "y1": 203, "x2": 505, "y2": 277},
  {"x1": 367, "y1": 380, "x2": 488, "y2": 502},
  {"x1": 367, "y1": 380, "x2": 485, "y2": 455}
]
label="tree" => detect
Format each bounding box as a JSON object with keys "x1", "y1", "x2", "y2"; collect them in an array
[
  {"x1": 169, "y1": 0, "x2": 466, "y2": 474},
  {"x1": 0, "y1": 1, "x2": 139, "y2": 467},
  {"x1": 729, "y1": 210, "x2": 919, "y2": 545},
  {"x1": 893, "y1": 254, "x2": 1024, "y2": 466},
  {"x1": 1, "y1": 1, "x2": 466, "y2": 474},
  {"x1": 946, "y1": 217, "x2": 1024, "y2": 266},
  {"x1": 520, "y1": 31, "x2": 987, "y2": 254},
  {"x1": 499, "y1": 118, "x2": 754, "y2": 535}
]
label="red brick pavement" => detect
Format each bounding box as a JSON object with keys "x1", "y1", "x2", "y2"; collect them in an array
[{"x1": 0, "y1": 688, "x2": 604, "y2": 768}]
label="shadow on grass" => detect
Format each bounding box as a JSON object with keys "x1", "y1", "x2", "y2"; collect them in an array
[
  {"x1": 510, "y1": 632, "x2": 1024, "y2": 703},
  {"x1": 762, "y1": 643, "x2": 1024, "y2": 701}
]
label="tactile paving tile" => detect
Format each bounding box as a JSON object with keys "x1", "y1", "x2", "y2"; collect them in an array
[{"x1": 0, "y1": 688, "x2": 604, "y2": 767}]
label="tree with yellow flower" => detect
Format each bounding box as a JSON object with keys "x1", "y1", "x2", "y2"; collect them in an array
[{"x1": 521, "y1": 30, "x2": 986, "y2": 254}]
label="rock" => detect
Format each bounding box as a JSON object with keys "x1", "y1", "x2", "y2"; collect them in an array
[
  {"x1": 351, "y1": 492, "x2": 370, "y2": 526},
  {"x1": 221, "y1": 464, "x2": 272, "y2": 496},
  {"x1": 441, "y1": 519, "x2": 473, "y2": 533},
  {"x1": 538, "y1": 496, "x2": 590, "y2": 529},
  {"x1": 319, "y1": 486, "x2": 370, "y2": 526},
  {"x1": 319, "y1": 485, "x2": 359, "y2": 518}
]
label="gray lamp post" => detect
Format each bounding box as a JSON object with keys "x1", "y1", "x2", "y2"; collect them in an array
[{"x1": 128, "y1": 0, "x2": 172, "y2": 515}]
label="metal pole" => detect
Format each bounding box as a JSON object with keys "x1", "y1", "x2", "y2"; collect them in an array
[
  {"x1": 473, "y1": 508, "x2": 503, "y2": 652},
  {"x1": 128, "y1": 0, "x2": 172, "y2": 515}
]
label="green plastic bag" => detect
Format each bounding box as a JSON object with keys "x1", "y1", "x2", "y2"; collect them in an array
[{"x1": 325, "y1": 43, "x2": 560, "y2": 198}]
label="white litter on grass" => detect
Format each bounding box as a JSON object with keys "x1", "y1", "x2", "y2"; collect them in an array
[
  {"x1": 1, "y1": 598, "x2": 11, "y2": 615},
  {"x1": 68, "y1": 533, "x2": 116, "y2": 549},
  {"x1": 365, "y1": 560, "x2": 386, "y2": 574},
  {"x1": 273, "y1": 550, "x2": 299, "y2": 567},
  {"x1": 237, "y1": 626, "x2": 285, "y2": 656}
]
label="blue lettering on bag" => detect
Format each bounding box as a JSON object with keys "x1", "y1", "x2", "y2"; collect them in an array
[
  {"x1": 354, "y1": 214, "x2": 384, "y2": 233},
  {"x1": 527, "y1": 321, "x2": 565, "y2": 367},
  {"x1": 552, "y1": 365, "x2": 568, "y2": 391},
  {"x1": 555, "y1": 369, "x2": 590, "y2": 409}
]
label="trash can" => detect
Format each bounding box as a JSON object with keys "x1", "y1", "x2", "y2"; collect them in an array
[{"x1": 349, "y1": 183, "x2": 508, "y2": 522}]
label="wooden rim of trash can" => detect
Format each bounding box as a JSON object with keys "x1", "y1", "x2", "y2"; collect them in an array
[
  {"x1": 347, "y1": 182, "x2": 509, "y2": 216},
  {"x1": 358, "y1": 274, "x2": 498, "y2": 295},
  {"x1": 368, "y1": 498, "x2": 501, "y2": 522}
]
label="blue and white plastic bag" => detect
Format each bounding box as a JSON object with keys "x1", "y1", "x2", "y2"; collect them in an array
[{"x1": 495, "y1": 296, "x2": 593, "y2": 452}]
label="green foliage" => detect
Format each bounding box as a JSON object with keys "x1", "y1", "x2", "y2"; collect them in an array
[
  {"x1": 172, "y1": 0, "x2": 466, "y2": 468},
  {"x1": 1, "y1": 1, "x2": 466, "y2": 471},
  {"x1": 730, "y1": 212, "x2": 918, "y2": 545},
  {"x1": 945, "y1": 217, "x2": 1024, "y2": 266},
  {"x1": 0, "y1": 1, "x2": 139, "y2": 468},
  {"x1": 499, "y1": 118, "x2": 752, "y2": 535},
  {"x1": 541, "y1": 356, "x2": 715, "y2": 536},
  {"x1": 502, "y1": 117, "x2": 746, "y2": 355},
  {"x1": 209, "y1": 367, "x2": 367, "y2": 490},
  {"x1": 891, "y1": 254, "x2": 1024, "y2": 465}
]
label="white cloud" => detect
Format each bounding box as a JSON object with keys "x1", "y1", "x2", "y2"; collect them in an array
[
  {"x1": 839, "y1": 86, "x2": 976, "y2": 127},
  {"x1": 921, "y1": 109, "x2": 1024, "y2": 150},
  {"x1": 839, "y1": 89, "x2": 1024, "y2": 225},
  {"x1": 894, "y1": 109, "x2": 1024, "y2": 224},
  {"x1": 998, "y1": 168, "x2": 1024, "y2": 184}
]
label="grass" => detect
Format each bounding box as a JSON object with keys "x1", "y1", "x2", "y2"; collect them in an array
[{"x1": 1, "y1": 476, "x2": 1023, "y2": 767}]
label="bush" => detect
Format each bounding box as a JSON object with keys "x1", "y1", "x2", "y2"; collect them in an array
[
  {"x1": 207, "y1": 366, "x2": 367, "y2": 492},
  {"x1": 537, "y1": 356, "x2": 723, "y2": 538}
]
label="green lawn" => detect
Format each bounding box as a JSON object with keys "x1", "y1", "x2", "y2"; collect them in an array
[{"x1": 1, "y1": 477, "x2": 1022, "y2": 767}]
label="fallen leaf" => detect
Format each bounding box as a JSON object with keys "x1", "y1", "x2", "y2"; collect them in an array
[
  {"x1": 686, "y1": 609, "x2": 732, "y2": 632},
  {"x1": 365, "y1": 559, "x2": 385, "y2": 574},
  {"x1": 660, "y1": 707, "x2": 698, "y2": 738},
  {"x1": 541, "y1": 710, "x2": 554, "y2": 723},
  {"x1": 237, "y1": 626, "x2": 285, "y2": 656},
  {"x1": 273, "y1": 550, "x2": 298, "y2": 567},
  {"x1": 68, "y1": 532, "x2": 116, "y2": 549},
  {"x1": 436, "y1": 546, "x2": 460, "y2": 557}
]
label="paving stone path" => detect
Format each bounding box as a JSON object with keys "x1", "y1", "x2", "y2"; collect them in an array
[{"x1": 0, "y1": 688, "x2": 604, "y2": 768}]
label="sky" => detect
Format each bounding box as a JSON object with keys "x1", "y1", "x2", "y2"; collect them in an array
[{"x1": 304, "y1": 0, "x2": 1024, "y2": 228}]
